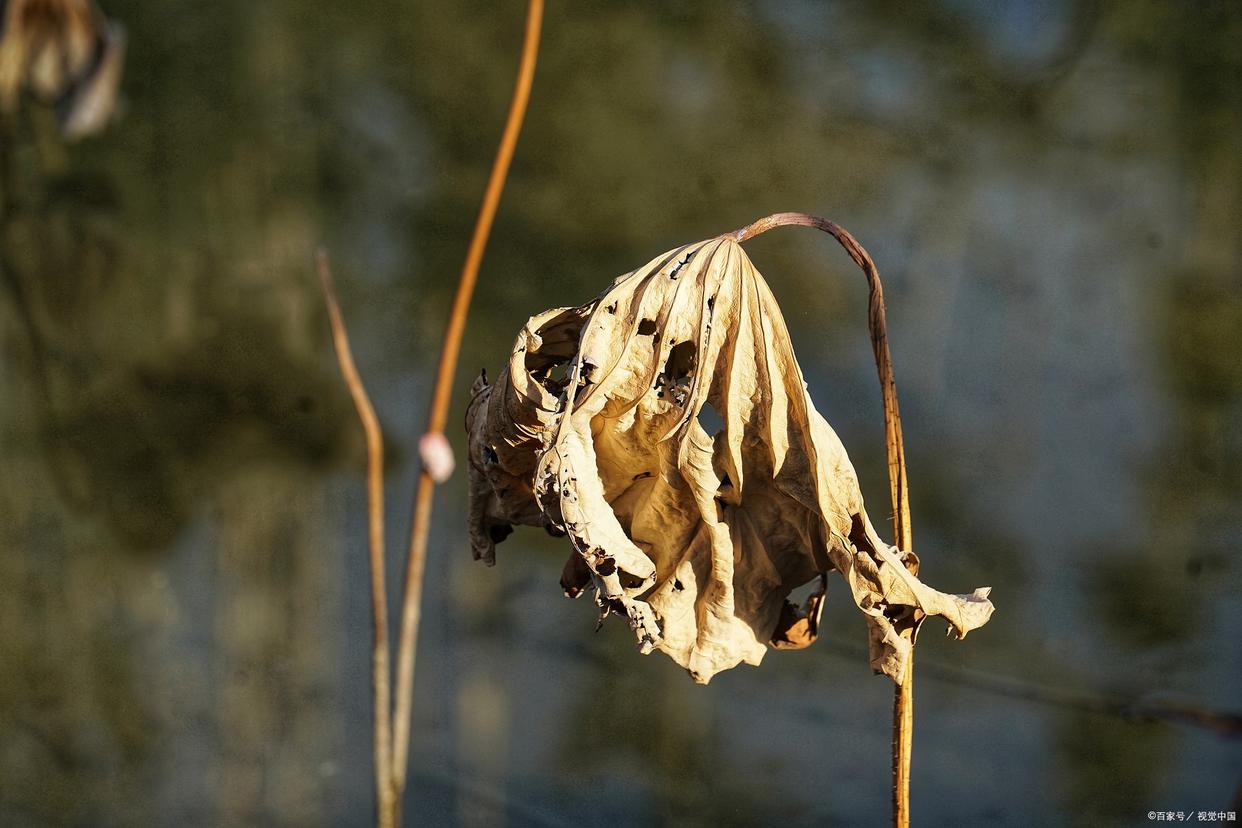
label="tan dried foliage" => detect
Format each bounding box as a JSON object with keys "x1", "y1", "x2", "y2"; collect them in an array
[
  {"x1": 467, "y1": 234, "x2": 993, "y2": 684},
  {"x1": 0, "y1": 0, "x2": 125, "y2": 138}
]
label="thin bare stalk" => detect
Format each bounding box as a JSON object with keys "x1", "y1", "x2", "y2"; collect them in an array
[
  {"x1": 390, "y1": 0, "x2": 545, "y2": 807},
  {"x1": 892, "y1": 660, "x2": 914, "y2": 828},
  {"x1": 733, "y1": 212, "x2": 917, "y2": 828},
  {"x1": 317, "y1": 249, "x2": 396, "y2": 828}
]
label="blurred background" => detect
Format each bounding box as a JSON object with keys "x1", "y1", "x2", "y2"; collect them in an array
[{"x1": 1, "y1": 0, "x2": 1239, "y2": 825}]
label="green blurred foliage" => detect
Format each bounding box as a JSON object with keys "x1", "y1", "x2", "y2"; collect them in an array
[{"x1": 0, "y1": 1, "x2": 1239, "y2": 825}]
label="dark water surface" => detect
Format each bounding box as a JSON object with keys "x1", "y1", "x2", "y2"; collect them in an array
[{"x1": 1, "y1": 2, "x2": 1239, "y2": 826}]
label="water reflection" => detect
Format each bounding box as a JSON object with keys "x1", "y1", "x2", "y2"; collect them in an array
[{"x1": 1, "y1": 1, "x2": 1239, "y2": 826}]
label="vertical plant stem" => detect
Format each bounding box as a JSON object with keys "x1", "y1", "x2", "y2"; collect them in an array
[
  {"x1": 732, "y1": 212, "x2": 916, "y2": 828},
  {"x1": 389, "y1": 0, "x2": 544, "y2": 812},
  {"x1": 317, "y1": 250, "x2": 396, "y2": 828},
  {"x1": 893, "y1": 659, "x2": 915, "y2": 827}
]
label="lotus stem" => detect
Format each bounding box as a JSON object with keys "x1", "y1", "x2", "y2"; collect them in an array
[
  {"x1": 317, "y1": 250, "x2": 396, "y2": 828},
  {"x1": 390, "y1": 0, "x2": 544, "y2": 817},
  {"x1": 733, "y1": 211, "x2": 917, "y2": 828}
]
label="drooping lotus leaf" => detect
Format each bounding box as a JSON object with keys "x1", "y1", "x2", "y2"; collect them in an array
[{"x1": 466, "y1": 233, "x2": 993, "y2": 684}]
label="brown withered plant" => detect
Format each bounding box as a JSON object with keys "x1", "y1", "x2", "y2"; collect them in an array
[
  {"x1": 465, "y1": 213, "x2": 995, "y2": 826},
  {"x1": 0, "y1": 0, "x2": 125, "y2": 139}
]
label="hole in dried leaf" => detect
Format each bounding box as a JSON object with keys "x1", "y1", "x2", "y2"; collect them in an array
[
  {"x1": 664, "y1": 340, "x2": 696, "y2": 382},
  {"x1": 580, "y1": 360, "x2": 597, "y2": 385},
  {"x1": 619, "y1": 571, "x2": 648, "y2": 590},
  {"x1": 657, "y1": 341, "x2": 697, "y2": 407},
  {"x1": 673, "y1": 579, "x2": 684, "y2": 592},
  {"x1": 637, "y1": 318, "x2": 657, "y2": 336},
  {"x1": 521, "y1": 308, "x2": 589, "y2": 393},
  {"x1": 669, "y1": 251, "x2": 693, "y2": 280},
  {"x1": 528, "y1": 358, "x2": 574, "y2": 394},
  {"x1": 697, "y1": 401, "x2": 724, "y2": 436},
  {"x1": 849, "y1": 512, "x2": 875, "y2": 555}
]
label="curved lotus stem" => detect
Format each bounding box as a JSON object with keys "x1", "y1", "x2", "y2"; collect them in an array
[
  {"x1": 732, "y1": 212, "x2": 917, "y2": 828},
  {"x1": 391, "y1": 0, "x2": 544, "y2": 811},
  {"x1": 317, "y1": 250, "x2": 395, "y2": 828}
]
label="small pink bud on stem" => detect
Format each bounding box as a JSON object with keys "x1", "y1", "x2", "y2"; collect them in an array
[{"x1": 418, "y1": 432, "x2": 455, "y2": 483}]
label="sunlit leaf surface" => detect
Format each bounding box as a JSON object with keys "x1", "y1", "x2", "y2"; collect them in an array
[{"x1": 468, "y1": 236, "x2": 992, "y2": 683}]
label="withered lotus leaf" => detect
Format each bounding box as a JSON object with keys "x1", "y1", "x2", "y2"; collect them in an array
[{"x1": 466, "y1": 234, "x2": 993, "y2": 684}]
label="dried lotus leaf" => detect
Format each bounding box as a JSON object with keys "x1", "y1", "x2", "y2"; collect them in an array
[{"x1": 467, "y1": 234, "x2": 993, "y2": 684}]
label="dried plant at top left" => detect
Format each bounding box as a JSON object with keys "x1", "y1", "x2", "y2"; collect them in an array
[{"x1": 0, "y1": 0, "x2": 125, "y2": 138}]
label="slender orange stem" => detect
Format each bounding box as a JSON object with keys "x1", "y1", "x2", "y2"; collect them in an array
[
  {"x1": 317, "y1": 250, "x2": 396, "y2": 828},
  {"x1": 389, "y1": 0, "x2": 544, "y2": 806},
  {"x1": 892, "y1": 660, "x2": 914, "y2": 828},
  {"x1": 734, "y1": 212, "x2": 916, "y2": 828}
]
